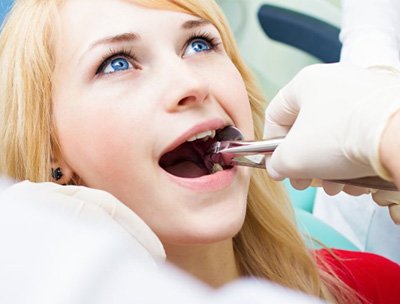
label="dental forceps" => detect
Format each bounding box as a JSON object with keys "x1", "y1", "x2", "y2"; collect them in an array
[{"x1": 206, "y1": 135, "x2": 398, "y2": 192}]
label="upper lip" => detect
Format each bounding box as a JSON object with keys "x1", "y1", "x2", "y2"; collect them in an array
[{"x1": 159, "y1": 118, "x2": 231, "y2": 159}]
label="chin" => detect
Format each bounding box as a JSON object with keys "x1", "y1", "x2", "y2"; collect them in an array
[
  {"x1": 157, "y1": 209, "x2": 246, "y2": 246},
  {"x1": 154, "y1": 171, "x2": 250, "y2": 246}
]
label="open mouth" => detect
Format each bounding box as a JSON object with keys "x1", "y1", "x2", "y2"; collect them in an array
[{"x1": 159, "y1": 128, "x2": 232, "y2": 178}]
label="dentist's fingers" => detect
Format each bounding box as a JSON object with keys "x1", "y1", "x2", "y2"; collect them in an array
[
  {"x1": 264, "y1": 155, "x2": 285, "y2": 180},
  {"x1": 372, "y1": 190, "x2": 400, "y2": 225},
  {"x1": 263, "y1": 87, "x2": 298, "y2": 180},
  {"x1": 290, "y1": 178, "x2": 313, "y2": 190},
  {"x1": 372, "y1": 190, "x2": 400, "y2": 206},
  {"x1": 264, "y1": 83, "x2": 300, "y2": 140},
  {"x1": 264, "y1": 128, "x2": 310, "y2": 181},
  {"x1": 389, "y1": 204, "x2": 400, "y2": 225},
  {"x1": 342, "y1": 185, "x2": 373, "y2": 196},
  {"x1": 322, "y1": 181, "x2": 344, "y2": 196}
]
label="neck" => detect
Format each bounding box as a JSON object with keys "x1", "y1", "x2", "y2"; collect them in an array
[{"x1": 164, "y1": 238, "x2": 240, "y2": 288}]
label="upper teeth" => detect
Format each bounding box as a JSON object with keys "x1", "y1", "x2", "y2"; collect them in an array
[{"x1": 187, "y1": 130, "x2": 216, "y2": 142}]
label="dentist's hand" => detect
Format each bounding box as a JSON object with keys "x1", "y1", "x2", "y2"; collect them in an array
[{"x1": 263, "y1": 63, "x2": 400, "y2": 222}]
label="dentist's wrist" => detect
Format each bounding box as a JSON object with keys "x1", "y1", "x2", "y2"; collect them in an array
[
  {"x1": 380, "y1": 108, "x2": 400, "y2": 188},
  {"x1": 340, "y1": 30, "x2": 400, "y2": 69},
  {"x1": 347, "y1": 80, "x2": 400, "y2": 180}
]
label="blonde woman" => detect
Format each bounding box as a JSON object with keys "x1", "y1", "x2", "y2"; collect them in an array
[{"x1": 0, "y1": 0, "x2": 398, "y2": 303}]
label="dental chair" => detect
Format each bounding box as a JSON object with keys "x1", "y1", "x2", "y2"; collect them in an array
[{"x1": 218, "y1": 0, "x2": 358, "y2": 251}]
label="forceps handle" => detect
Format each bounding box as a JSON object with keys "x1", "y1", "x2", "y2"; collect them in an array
[
  {"x1": 222, "y1": 139, "x2": 398, "y2": 191},
  {"x1": 232, "y1": 156, "x2": 398, "y2": 191}
]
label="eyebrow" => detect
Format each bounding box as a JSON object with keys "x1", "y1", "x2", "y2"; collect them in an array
[
  {"x1": 181, "y1": 18, "x2": 212, "y2": 30},
  {"x1": 87, "y1": 18, "x2": 211, "y2": 49},
  {"x1": 80, "y1": 18, "x2": 213, "y2": 63},
  {"x1": 88, "y1": 32, "x2": 140, "y2": 50}
]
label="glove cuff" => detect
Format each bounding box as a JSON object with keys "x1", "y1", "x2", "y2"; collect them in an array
[{"x1": 367, "y1": 84, "x2": 400, "y2": 180}]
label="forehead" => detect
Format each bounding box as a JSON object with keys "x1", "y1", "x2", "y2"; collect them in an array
[
  {"x1": 59, "y1": 0, "x2": 198, "y2": 38},
  {"x1": 56, "y1": 0, "x2": 209, "y2": 59}
]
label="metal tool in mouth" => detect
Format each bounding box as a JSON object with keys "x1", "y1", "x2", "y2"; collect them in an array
[{"x1": 204, "y1": 126, "x2": 398, "y2": 191}]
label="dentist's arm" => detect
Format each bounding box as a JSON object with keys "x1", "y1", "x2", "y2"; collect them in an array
[
  {"x1": 339, "y1": 0, "x2": 400, "y2": 179},
  {"x1": 340, "y1": 0, "x2": 400, "y2": 69}
]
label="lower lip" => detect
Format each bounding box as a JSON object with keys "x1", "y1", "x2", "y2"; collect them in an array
[{"x1": 162, "y1": 167, "x2": 238, "y2": 192}]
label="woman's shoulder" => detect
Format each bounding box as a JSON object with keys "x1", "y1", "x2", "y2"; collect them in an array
[
  {"x1": 0, "y1": 181, "x2": 168, "y2": 302},
  {"x1": 316, "y1": 248, "x2": 400, "y2": 303},
  {"x1": 0, "y1": 181, "x2": 165, "y2": 261}
]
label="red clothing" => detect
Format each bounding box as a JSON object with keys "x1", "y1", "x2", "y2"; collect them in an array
[{"x1": 317, "y1": 249, "x2": 400, "y2": 304}]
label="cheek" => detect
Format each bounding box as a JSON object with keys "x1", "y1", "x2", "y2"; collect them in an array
[
  {"x1": 218, "y1": 64, "x2": 254, "y2": 138},
  {"x1": 54, "y1": 102, "x2": 149, "y2": 185}
]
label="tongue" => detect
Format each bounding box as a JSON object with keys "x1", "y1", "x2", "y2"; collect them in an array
[{"x1": 164, "y1": 161, "x2": 209, "y2": 178}]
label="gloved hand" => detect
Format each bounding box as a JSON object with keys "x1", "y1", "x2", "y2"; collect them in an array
[{"x1": 263, "y1": 63, "x2": 400, "y2": 223}]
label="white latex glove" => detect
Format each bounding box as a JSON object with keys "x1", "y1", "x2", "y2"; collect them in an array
[{"x1": 263, "y1": 63, "x2": 400, "y2": 223}]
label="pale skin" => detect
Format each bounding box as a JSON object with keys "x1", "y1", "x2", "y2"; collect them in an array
[{"x1": 52, "y1": 0, "x2": 253, "y2": 287}]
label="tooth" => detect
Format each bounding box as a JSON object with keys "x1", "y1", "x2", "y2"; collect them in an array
[
  {"x1": 210, "y1": 163, "x2": 224, "y2": 174},
  {"x1": 210, "y1": 130, "x2": 216, "y2": 138},
  {"x1": 196, "y1": 131, "x2": 211, "y2": 140},
  {"x1": 187, "y1": 130, "x2": 215, "y2": 143}
]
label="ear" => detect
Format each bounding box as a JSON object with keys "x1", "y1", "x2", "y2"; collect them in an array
[{"x1": 50, "y1": 158, "x2": 74, "y2": 185}]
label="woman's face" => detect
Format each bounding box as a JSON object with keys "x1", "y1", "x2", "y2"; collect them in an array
[{"x1": 52, "y1": 0, "x2": 253, "y2": 245}]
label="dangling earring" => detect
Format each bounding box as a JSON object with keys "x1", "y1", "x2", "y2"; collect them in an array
[{"x1": 51, "y1": 167, "x2": 64, "y2": 181}]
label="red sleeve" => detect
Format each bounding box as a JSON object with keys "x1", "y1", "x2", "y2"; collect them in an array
[{"x1": 317, "y1": 249, "x2": 400, "y2": 304}]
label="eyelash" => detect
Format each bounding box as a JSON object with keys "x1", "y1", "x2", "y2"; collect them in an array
[
  {"x1": 95, "y1": 31, "x2": 222, "y2": 75},
  {"x1": 184, "y1": 31, "x2": 222, "y2": 54},
  {"x1": 96, "y1": 47, "x2": 137, "y2": 75}
]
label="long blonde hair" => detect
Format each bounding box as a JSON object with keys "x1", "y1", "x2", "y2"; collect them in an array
[{"x1": 0, "y1": 1, "x2": 360, "y2": 303}]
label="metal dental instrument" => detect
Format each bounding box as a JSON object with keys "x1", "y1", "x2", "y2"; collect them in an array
[{"x1": 205, "y1": 126, "x2": 398, "y2": 191}]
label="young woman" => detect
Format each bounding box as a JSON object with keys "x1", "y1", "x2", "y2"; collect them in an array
[{"x1": 0, "y1": 0, "x2": 398, "y2": 303}]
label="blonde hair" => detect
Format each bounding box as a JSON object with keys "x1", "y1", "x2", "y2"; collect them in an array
[
  {"x1": 0, "y1": 0, "x2": 59, "y2": 181},
  {"x1": 0, "y1": 1, "x2": 360, "y2": 303}
]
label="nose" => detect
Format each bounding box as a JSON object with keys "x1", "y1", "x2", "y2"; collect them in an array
[{"x1": 161, "y1": 59, "x2": 210, "y2": 112}]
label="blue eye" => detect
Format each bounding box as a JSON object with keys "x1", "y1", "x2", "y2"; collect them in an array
[
  {"x1": 184, "y1": 39, "x2": 212, "y2": 56},
  {"x1": 102, "y1": 57, "x2": 133, "y2": 74}
]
